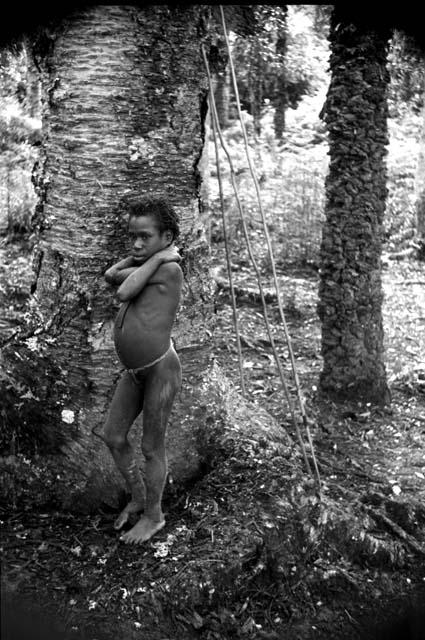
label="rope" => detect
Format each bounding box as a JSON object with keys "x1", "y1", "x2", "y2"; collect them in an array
[
  {"x1": 202, "y1": 45, "x2": 313, "y2": 478},
  {"x1": 219, "y1": 6, "x2": 322, "y2": 492},
  {"x1": 210, "y1": 99, "x2": 246, "y2": 395}
]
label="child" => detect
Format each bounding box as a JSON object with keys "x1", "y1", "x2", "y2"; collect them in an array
[{"x1": 100, "y1": 197, "x2": 183, "y2": 544}]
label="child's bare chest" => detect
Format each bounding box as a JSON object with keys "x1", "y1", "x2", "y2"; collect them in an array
[
  {"x1": 115, "y1": 290, "x2": 156, "y2": 332},
  {"x1": 115, "y1": 284, "x2": 179, "y2": 333},
  {"x1": 113, "y1": 285, "x2": 178, "y2": 367}
]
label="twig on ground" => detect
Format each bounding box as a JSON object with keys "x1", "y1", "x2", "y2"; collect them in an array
[{"x1": 391, "y1": 281, "x2": 425, "y2": 285}]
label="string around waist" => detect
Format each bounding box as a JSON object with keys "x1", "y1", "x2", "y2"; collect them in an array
[{"x1": 126, "y1": 341, "x2": 174, "y2": 383}]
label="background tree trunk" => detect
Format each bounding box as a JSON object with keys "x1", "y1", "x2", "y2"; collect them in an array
[
  {"x1": 247, "y1": 38, "x2": 265, "y2": 137},
  {"x1": 415, "y1": 90, "x2": 425, "y2": 260},
  {"x1": 20, "y1": 5, "x2": 213, "y2": 511},
  {"x1": 214, "y1": 65, "x2": 231, "y2": 128},
  {"x1": 317, "y1": 8, "x2": 392, "y2": 405},
  {"x1": 272, "y1": 33, "x2": 287, "y2": 140},
  {"x1": 23, "y1": 37, "x2": 41, "y2": 120}
]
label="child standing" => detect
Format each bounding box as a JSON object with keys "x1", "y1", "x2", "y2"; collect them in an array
[{"x1": 100, "y1": 197, "x2": 183, "y2": 544}]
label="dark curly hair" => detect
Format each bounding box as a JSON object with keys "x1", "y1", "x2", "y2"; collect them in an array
[{"x1": 128, "y1": 197, "x2": 180, "y2": 240}]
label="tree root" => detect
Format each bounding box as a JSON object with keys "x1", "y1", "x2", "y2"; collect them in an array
[
  {"x1": 365, "y1": 506, "x2": 425, "y2": 558},
  {"x1": 213, "y1": 268, "x2": 277, "y2": 305}
]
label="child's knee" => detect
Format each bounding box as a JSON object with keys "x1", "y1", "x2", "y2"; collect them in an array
[
  {"x1": 141, "y1": 438, "x2": 165, "y2": 462},
  {"x1": 102, "y1": 430, "x2": 128, "y2": 451}
]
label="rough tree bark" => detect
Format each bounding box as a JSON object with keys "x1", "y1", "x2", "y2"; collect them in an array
[
  {"x1": 5, "y1": 5, "x2": 215, "y2": 511},
  {"x1": 415, "y1": 90, "x2": 425, "y2": 260},
  {"x1": 317, "y1": 7, "x2": 392, "y2": 404}
]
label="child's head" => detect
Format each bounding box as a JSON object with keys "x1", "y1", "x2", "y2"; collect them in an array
[
  {"x1": 128, "y1": 197, "x2": 180, "y2": 241},
  {"x1": 127, "y1": 197, "x2": 180, "y2": 264}
]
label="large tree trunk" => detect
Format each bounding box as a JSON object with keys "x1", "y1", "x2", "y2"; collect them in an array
[
  {"x1": 9, "y1": 5, "x2": 214, "y2": 511},
  {"x1": 415, "y1": 92, "x2": 425, "y2": 260},
  {"x1": 317, "y1": 8, "x2": 391, "y2": 405}
]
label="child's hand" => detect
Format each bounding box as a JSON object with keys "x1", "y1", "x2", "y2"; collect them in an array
[{"x1": 157, "y1": 245, "x2": 181, "y2": 264}]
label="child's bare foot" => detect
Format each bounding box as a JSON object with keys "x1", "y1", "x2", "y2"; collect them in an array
[
  {"x1": 120, "y1": 515, "x2": 165, "y2": 544},
  {"x1": 114, "y1": 499, "x2": 145, "y2": 530}
]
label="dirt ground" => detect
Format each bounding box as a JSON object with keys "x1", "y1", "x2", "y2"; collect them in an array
[{"x1": 1, "y1": 255, "x2": 425, "y2": 640}]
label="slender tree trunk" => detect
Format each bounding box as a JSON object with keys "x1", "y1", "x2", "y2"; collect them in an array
[
  {"x1": 23, "y1": 37, "x2": 41, "y2": 120},
  {"x1": 214, "y1": 65, "x2": 231, "y2": 128},
  {"x1": 415, "y1": 92, "x2": 425, "y2": 260},
  {"x1": 317, "y1": 8, "x2": 391, "y2": 405},
  {"x1": 16, "y1": 5, "x2": 213, "y2": 510},
  {"x1": 272, "y1": 87, "x2": 287, "y2": 140},
  {"x1": 272, "y1": 33, "x2": 288, "y2": 140},
  {"x1": 247, "y1": 39, "x2": 264, "y2": 136}
]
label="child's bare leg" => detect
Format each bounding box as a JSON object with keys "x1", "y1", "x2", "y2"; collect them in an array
[
  {"x1": 99, "y1": 371, "x2": 145, "y2": 529},
  {"x1": 121, "y1": 349, "x2": 181, "y2": 544}
]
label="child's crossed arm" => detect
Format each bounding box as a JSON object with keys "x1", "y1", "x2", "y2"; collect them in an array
[
  {"x1": 104, "y1": 256, "x2": 138, "y2": 286},
  {"x1": 105, "y1": 245, "x2": 180, "y2": 302}
]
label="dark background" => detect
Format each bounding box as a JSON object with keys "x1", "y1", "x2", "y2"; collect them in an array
[{"x1": 1, "y1": 2, "x2": 425, "y2": 52}]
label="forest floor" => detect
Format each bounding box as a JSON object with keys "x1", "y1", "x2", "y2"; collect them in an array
[{"x1": 2, "y1": 252, "x2": 425, "y2": 640}]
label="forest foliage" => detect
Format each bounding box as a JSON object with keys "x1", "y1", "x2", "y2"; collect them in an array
[
  {"x1": 0, "y1": 6, "x2": 423, "y2": 262},
  {"x1": 1, "y1": 6, "x2": 425, "y2": 640}
]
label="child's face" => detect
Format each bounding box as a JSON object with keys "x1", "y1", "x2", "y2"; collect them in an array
[{"x1": 128, "y1": 215, "x2": 171, "y2": 264}]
